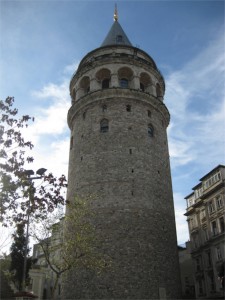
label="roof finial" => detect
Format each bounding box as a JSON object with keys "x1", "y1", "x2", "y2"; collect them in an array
[{"x1": 114, "y1": 4, "x2": 118, "y2": 21}]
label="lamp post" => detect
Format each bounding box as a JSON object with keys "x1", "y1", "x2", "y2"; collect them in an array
[{"x1": 22, "y1": 168, "x2": 47, "y2": 292}]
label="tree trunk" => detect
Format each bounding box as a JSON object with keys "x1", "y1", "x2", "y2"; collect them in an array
[{"x1": 51, "y1": 274, "x2": 60, "y2": 300}]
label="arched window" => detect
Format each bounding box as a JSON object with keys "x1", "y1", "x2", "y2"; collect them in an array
[
  {"x1": 102, "y1": 79, "x2": 110, "y2": 89},
  {"x1": 80, "y1": 76, "x2": 90, "y2": 94},
  {"x1": 148, "y1": 124, "x2": 154, "y2": 137},
  {"x1": 140, "y1": 72, "x2": 152, "y2": 93},
  {"x1": 140, "y1": 83, "x2": 145, "y2": 92},
  {"x1": 120, "y1": 78, "x2": 128, "y2": 88},
  {"x1": 100, "y1": 119, "x2": 109, "y2": 133},
  {"x1": 118, "y1": 67, "x2": 133, "y2": 88},
  {"x1": 96, "y1": 68, "x2": 111, "y2": 90}
]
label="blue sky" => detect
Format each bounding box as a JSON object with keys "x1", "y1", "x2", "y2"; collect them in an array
[{"x1": 0, "y1": 0, "x2": 225, "y2": 247}]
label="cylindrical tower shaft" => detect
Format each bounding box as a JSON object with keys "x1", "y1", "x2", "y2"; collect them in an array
[{"x1": 64, "y1": 17, "x2": 181, "y2": 299}]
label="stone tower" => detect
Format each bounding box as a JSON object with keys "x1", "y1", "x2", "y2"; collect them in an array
[{"x1": 64, "y1": 8, "x2": 181, "y2": 299}]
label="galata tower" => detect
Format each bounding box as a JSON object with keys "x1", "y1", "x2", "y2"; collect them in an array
[{"x1": 64, "y1": 7, "x2": 181, "y2": 299}]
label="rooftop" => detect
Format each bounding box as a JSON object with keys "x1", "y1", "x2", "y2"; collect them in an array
[{"x1": 101, "y1": 6, "x2": 132, "y2": 47}]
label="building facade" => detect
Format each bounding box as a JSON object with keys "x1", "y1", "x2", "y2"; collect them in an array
[
  {"x1": 178, "y1": 244, "x2": 195, "y2": 298},
  {"x1": 185, "y1": 165, "x2": 225, "y2": 298},
  {"x1": 63, "y1": 10, "x2": 181, "y2": 299},
  {"x1": 29, "y1": 221, "x2": 63, "y2": 300}
]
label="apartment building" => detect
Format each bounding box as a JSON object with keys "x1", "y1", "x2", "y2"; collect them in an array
[{"x1": 185, "y1": 165, "x2": 225, "y2": 298}]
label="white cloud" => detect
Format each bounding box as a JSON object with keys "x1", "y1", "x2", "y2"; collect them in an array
[
  {"x1": 23, "y1": 70, "x2": 73, "y2": 178},
  {"x1": 166, "y1": 33, "x2": 225, "y2": 168},
  {"x1": 63, "y1": 62, "x2": 79, "y2": 75}
]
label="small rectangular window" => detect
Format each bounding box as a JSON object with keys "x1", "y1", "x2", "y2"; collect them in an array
[
  {"x1": 219, "y1": 217, "x2": 224, "y2": 233},
  {"x1": 211, "y1": 221, "x2": 217, "y2": 236},
  {"x1": 102, "y1": 104, "x2": 107, "y2": 112},
  {"x1": 216, "y1": 195, "x2": 223, "y2": 209},
  {"x1": 208, "y1": 201, "x2": 215, "y2": 214},
  {"x1": 116, "y1": 35, "x2": 123, "y2": 43},
  {"x1": 206, "y1": 251, "x2": 212, "y2": 266},
  {"x1": 126, "y1": 105, "x2": 131, "y2": 112},
  {"x1": 216, "y1": 246, "x2": 222, "y2": 260}
]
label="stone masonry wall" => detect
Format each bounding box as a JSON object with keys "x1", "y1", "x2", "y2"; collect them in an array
[{"x1": 63, "y1": 46, "x2": 181, "y2": 299}]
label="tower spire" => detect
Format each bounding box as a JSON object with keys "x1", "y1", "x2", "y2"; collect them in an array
[{"x1": 114, "y1": 4, "x2": 118, "y2": 21}]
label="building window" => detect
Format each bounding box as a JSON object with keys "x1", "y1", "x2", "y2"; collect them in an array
[
  {"x1": 147, "y1": 110, "x2": 151, "y2": 117},
  {"x1": 200, "y1": 209, "x2": 206, "y2": 222},
  {"x1": 102, "y1": 104, "x2": 107, "y2": 112},
  {"x1": 116, "y1": 35, "x2": 123, "y2": 43},
  {"x1": 216, "y1": 195, "x2": 223, "y2": 209},
  {"x1": 203, "y1": 229, "x2": 209, "y2": 242},
  {"x1": 102, "y1": 79, "x2": 110, "y2": 89},
  {"x1": 216, "y1": 246, "x2": 222, "y2": 261},
  {"x1": 140, "y1": 82, "x2": 145, "y2": 91},
  {"x1": 219, "y1": 217, "x2": 224, "y2": 233},
  {"x1": 190, "y1": 217, "x2": 197, "y2": 230},
  {"x1": 120, "y1": 78, "x2": 128, "y2": 88},
  {"x1": 80, "y1": 76, "x2": 90, "y2": 95},
  {"x1": 195, "y1": 187, "x2": 203, "y2": 199},
  {"x1": 198, "y1": 279, "x2": 204, "y2": 295},
  {"x1": 203, "y1": 171, "x2": 221, "y2": 190},
  {"x1": 211, "y1": 220, "x2": 217, "y2": 236},
  {"x1": 193, "y1": 234, "x2": 199, "y2": 248},
  {"x1": 100, "y1": 119, "x2": 109, "y2": 133},
  {"x1": 206, "y1": 251, "x2": 212, "y2": 267},
  {"x1": 148, "y1": 124, "x2": 154, "y2": 137},
  {"x1": 208, "y1": 200, "x2": 215, "y2": 214},
  {"x1": 83, "y1": 111, "x2": 86, "y2": 120},
  {"x1": 196, "y1": 257, "x2": 202, "y2": 271},
  {"x1": 209, "y1": 274, "x2": 215, "y2": 291},
  {"x1": 126, "y1": 105, "x2": 131, "y2": 112}
]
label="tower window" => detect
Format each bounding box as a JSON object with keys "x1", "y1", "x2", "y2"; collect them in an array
[
  {"x1": 83, "y1": 111, "x2": 86, "y2": 120},
  {"x1": 102, "y1": 104, "x2": 107, "y2": 112},
  {"x1": 102, "y1": 79, "x2": 110, "y2": 89},
  {"x1": 116, "y1": 35, "x2": 123, "y2": 43},
  {"x1": 147, "y1": 110, "x2": 151, "y2": 117},
  {"x1": 100, "y1": 119, "x2": 109, "y2": 133},
  {"x1": 148, "y1": 124, "x2": 154, "y2": 137},
  {"x1": 120, "y1": 78, "x2": 128, "y2": 88},
  {"x1": 126, "y1": 105, "x2": 131, "y2": 112},
  {"x1": 80, "y1": 76, "x2": 90, "y2": 95},
  {"x1": 140, "y1": 83, "x2": 145, "y2": 92}
]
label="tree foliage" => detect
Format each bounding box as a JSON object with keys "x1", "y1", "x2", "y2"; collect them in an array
[
  {"x1": 9, "y1": 222, "x2": 33, "y2": 291},
  {"x1": 0, "y1": 97, "x2": 67, "y2": 226},
  {"x1": 30, "y1": 196, "x2": 108, "y2": 300}
]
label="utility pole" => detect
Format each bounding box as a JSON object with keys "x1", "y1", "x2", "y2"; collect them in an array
[{"x1": 22, "y1": 168, "x2": 47, "y2": 292}]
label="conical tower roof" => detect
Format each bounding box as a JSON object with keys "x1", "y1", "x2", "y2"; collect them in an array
[{"x1": 101, "y1": 6, "x2": 132, "y2": 47}]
